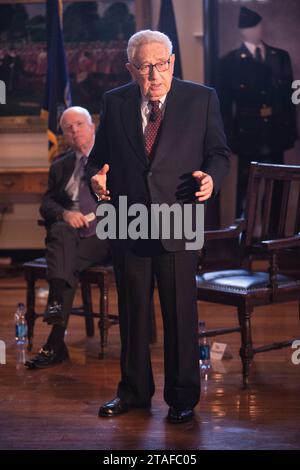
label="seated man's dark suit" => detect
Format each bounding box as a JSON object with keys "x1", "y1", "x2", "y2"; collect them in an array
[{"x1": 39, "y1": 151, "x2": 110, "y2": 349}]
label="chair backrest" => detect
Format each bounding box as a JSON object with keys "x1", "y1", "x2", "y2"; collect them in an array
[{"x1": 243, "y1": 162, "x2": 300, "y2": 249}]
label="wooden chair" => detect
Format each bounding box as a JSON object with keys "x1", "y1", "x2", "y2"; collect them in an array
[
  {"x1": 23, "y1": 258, "x2": 118, "y2": 358},
  {"x1": 23, "y1": 258, "x2": 157, "y2": 358},
  {"x1": 197, "y1": 162, "x2": 300, "y2": 387}
]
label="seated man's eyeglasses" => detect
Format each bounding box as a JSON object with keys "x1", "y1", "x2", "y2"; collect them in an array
[{"x1": 133, "y1": 57, "x2": 171, "y2": 75}]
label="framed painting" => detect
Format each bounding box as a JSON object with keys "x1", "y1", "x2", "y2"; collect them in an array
[{"x1": 0, "y1": 0, "x2": 150, "y2": 133}]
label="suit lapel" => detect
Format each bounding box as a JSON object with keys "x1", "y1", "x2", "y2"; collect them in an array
[
  {"x1": 264, "y1": 43, "x2": 278, "y2": 70},
  {"x1": 121, "y1": 83, "x2": 148, "y2": 167},
  {"x1": 150, "y1": 78, "x2": 185, "y2": 168},
  {"x1": 59, "y1": 152, "x2": 76, "y2": 189},
  {"x1": 238, "y1": 43, "x2": 253, "y2": 61},
  {"x1": 120, "y1": 79, "x2": 186, "y2": 168}
]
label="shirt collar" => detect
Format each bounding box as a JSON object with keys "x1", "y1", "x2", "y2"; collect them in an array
[
  {"x1": 244, "y1": 41, "x2": 264, "y2": 56},
  {"x1": 75, "y1": 148, "x2": 92, "y2": 161},
  {"x1": 141, "y1": 93, "x2": 167, "y2": 110}
]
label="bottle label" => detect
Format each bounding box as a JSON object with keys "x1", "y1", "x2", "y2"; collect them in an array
[
  {"x1": 199, "y1": 344, "x2": 210, "y2": 360},
  {"x1": 15, "y1": 324, "x2": 28, "y2": 342}
]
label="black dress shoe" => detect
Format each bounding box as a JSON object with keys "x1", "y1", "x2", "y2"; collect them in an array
[
  {"x1": 98, "y1": 397, "x2": 130, "y2": 417},
  {"x1": 43, "y1": 301, "x2": 64, "y2": 326},
  {"x1": 25, "y1": 345, "x2": 69, "y2": 369},
  {"x1": 98, "y1": 397, "x2": 151, "y2": 417},
  {"x1": 167, "y1": 406, "x2": 194, "y2": 424}
]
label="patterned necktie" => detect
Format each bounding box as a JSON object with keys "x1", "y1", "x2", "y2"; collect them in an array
[
  {"x1": 144, "y1": 100, "x2": 163, "y2": 157},
  {"x1": 255, "y1": 46, "x2": 263, "y2": 63},
  {"x1": 78, "y1": 156, "x2": 97, "y2": 238}
]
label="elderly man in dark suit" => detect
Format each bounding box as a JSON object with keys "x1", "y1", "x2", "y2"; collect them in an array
[
  {"x1": 218, "y1": 6, "x2": 298, "y2": 216},
  {"x1": 25, "y1": 106, "x2": 110, "y2": 370},
  {"x1": 87, "y1": 30, "x2": 230, "y2": 423}
]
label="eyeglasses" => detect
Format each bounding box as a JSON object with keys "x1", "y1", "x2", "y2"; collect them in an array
[{"x1": 133, "y1": 57, "x2": 171, "y2": 75}]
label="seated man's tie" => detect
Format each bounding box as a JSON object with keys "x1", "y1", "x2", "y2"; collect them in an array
[{"x1": 78, "y1": 156, "x2": 98, "y2": 238}]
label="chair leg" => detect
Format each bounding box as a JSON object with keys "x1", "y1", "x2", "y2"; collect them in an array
[
  {"x1": 25, "y1": 271, "x2": 36, "y2": 352},
  {"x1": 98, "y1": 274, "x2": 109, "y2": 359},
  {"x1": 238, "y1": 306, "x2": 254, "y2": 389},
  {"x1": 81, "y1": 280, "x2": 94, "y2": 337}
]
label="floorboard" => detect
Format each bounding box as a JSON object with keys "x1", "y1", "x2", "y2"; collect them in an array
[{"x1": 0, "y1": 276, "x2": 300, "y2": 450}]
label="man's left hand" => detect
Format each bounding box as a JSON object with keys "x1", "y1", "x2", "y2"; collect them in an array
[{"x1": 192, "y1": 171, "x2": 214, "y2": 202}]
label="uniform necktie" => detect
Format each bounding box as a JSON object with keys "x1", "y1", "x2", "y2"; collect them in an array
[
  {"x1": 78, "y1": 156, "x2": 97, "y2": 238},
  {"x1": 255, "y1": 46, "x2": 263, "y2": 63},
  {"x1": 144, "y1": 100, "x2": 163, "y2": 157}
]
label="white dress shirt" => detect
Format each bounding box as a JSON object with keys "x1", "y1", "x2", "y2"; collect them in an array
[
  {"x1": 244, "y1": 41, "x2": 266, "y2": 61},
  {"x1": 65, "y1": 151, "x2": 90, "y2": 211}
]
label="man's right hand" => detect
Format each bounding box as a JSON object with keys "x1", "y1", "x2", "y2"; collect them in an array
[
  {"x1": 91, "y1": 164, "x2": 110, "y2": 201},
  {"x1": 62, "y1": 210, "x2": 89, "y2": 229}
]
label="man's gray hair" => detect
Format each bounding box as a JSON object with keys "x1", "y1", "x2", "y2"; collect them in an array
[
  {"x1": 60, "y1": 106, "x2": 93, "y2": 129},
  {"x1": 127, "y1": 30, "x2": 173, "y2": 63}
]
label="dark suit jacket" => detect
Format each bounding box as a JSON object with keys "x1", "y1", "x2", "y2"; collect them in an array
[
  {"x1": 218, "y1": 43, "x2": 298, "y2": 156},
  {"x1": 87, "y1": 77, "x2": 230, "y2": 251},
  {"x1": 40, "y1": 151, "x2": 77, "y2": 226}
]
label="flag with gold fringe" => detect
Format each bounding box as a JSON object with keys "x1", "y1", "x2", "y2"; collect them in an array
[{"x1": 41, "y1": 0, "x2": 71, "y2": 161}]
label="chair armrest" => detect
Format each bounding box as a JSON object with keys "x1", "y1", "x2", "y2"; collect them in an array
[
  {"x1": 261, "y1": 234, "x2": 300, "y2": 251},
  {"x1": 204, "y1": 218, "x2": 246, "y2": 241}
]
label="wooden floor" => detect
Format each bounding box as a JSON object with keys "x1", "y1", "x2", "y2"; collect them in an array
[{"x1": 0, "y1": 274, "x2": 300, "y2": 450}]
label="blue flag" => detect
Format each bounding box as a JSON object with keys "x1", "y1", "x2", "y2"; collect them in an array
[
  {"x1": 158, "y1": 0, "x2": 182, "y2": 79},
  {"x1": 41, "y1": 0, "x2": 71, "y2": 161}
]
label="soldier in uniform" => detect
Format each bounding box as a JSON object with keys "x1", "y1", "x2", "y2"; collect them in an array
[{"x1": 218, "y1": 6, "x2": 298, "y2": 216}]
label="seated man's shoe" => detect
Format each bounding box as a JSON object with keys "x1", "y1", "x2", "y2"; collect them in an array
[
  {"x1": 167, "y1": 406, "x2": 194, "y2": 424},
  {"x1": 25, "y1": 345, "x2": 69, "y2": 369},
  {"x1": 43, "y1": 301, "x2": 64, "y2": 327},
  {"x1": 98, "y1": 397, "x2": 130, "y2": 417}
]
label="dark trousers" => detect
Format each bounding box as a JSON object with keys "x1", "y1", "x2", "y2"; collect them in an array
[
  {"x1": 44, "y1": 221, "x2": 110, "y2": 350},
  {"x1": 112, "y1": 240, "x2": 200, "y2": 409}
]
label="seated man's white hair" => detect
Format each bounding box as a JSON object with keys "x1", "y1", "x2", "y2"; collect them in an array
[
  {"x1": 127, "y1": 30, "x2": 173, "y2": 63},
  {"x1": 60, "y1": 106, "x2": 92, "y2": 128}
]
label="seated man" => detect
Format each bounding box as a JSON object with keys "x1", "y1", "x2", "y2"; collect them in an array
[{"x1": 25, "y1": 106, "x2": 110, "y2": 369}]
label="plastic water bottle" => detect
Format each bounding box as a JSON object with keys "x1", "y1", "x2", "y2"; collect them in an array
[
  {"x1": 14, "y1": 303, "x2": 27, "y2": 345},
  {"x1": 16, "y1": 343, "x2": 26, "y2": 370},
  {"x1": 199, "y1": 320, "x2": 211, "y2": 373}
]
